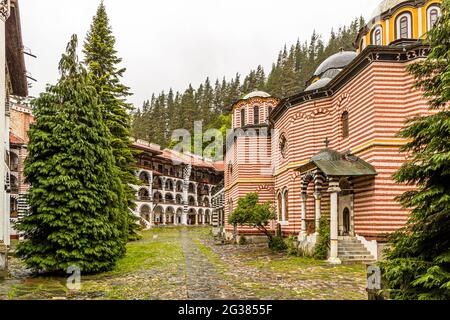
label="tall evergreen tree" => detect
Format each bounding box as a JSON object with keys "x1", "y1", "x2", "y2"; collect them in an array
[
  {"x1": 83, "y1": 1, "x2": 141, "y2": 240},
  {"x1": 16, "y1": 35, "x2": 126, "y2": 273},
  {"x1": 380, "y1": 0, "x2": 450, "y2": 300}
]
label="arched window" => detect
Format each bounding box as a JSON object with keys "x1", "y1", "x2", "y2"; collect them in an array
[
  {"x1": 268, "y1": 106, "x2": 273, "y2": 115},
  {"x1": 284, "y1": 191, "x2": 289, "y2": 221},
  {"x1": 427, "y1": 5, "x2": 441, "y2": 31},
  {"x1": 253, "y1": 106, "x2": 259, "y2": 125},
  {"x1": 342, "y1": 111, "x2": 349, "y2": 138},
  {"x1": 240, "y1": 108, "x2": 246, "y2": 126},
  {"x1": 396, "y1": 12, "x2": 412, "y2": 39},
  {"x1": 277, "y1": 193, "x2": 283, "y2": 221},
  {"x1": 360, "y1": 37, "x2": 366, "y2": 51},
  {"x1": 371, "y1": 26, "x2": 383, "y2": 45}
]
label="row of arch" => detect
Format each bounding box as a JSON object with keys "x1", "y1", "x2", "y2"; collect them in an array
[
  {"x1": 367, "y1": 4, "x2": 441, "y2": 47},
  {"x1": 139, "y1": 204, "x2": 212, "y2": 225},
  {"x1": 137, "y1": 188, "x2": 212, "y2": 206},
  {"x1": 273, "y1": 172, "x2": 354, "y2": 233},
  {"x1": 138, "y1": 171, "x2": 211, "y2": 194}
]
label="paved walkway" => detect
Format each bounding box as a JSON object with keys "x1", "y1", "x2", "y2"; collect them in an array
[
  {"x1": 181, "y1": 229, "x2": 227, "y2": 299},
  {"x1": 0, "y1": 227, "x2": 368, "y2": 300}
]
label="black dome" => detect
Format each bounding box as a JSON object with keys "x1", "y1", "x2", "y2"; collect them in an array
[{"x1": 314, "y1": 51, "x2": 357, "y2": 77}]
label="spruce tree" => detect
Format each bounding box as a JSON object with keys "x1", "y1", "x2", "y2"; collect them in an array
[
  {"x1": 380, "y1": 0, "x2": 450, "y2": 300},
  {"x1": 83, "y1": 1, "x2": 141, "y2": 241},
  {"x1": 16, "y1": 35, "x2": 126, "y2": 273}
]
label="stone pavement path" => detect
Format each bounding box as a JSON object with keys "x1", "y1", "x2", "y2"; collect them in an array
[
  {"x1": 180, "y1": 228, "x2": 233, "y2": 300},
  {"x1": 0, "y1": 227, "x2": 367, "y2": 300}
]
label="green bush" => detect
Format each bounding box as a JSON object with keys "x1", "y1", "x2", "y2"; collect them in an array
[
  {"x1": 238, "y1": 235, "x2": 247, "y2": 245},
  {"x1": 269, "y1": 236, "x2": 288, "y2": 252},
  {"x1": 286, "y1": 236, "x2": 299, "y2": 256},
  {"x1": 313, "y1": 217, "x2": 330, "y2": 260}
]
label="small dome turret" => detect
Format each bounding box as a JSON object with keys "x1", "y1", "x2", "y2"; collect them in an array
[
  {"x1": 313, "y1": 50, "x2": 357, "y2": 78},
  {"x1": 305, "y1": 50, "x2": 356, "y2": 92},
  {"x1": 242, "y1": 91, "x2": 271, "y2": 100},
  {"x1": 370, "y1": 0, "x2": 405, "y2": 20}
]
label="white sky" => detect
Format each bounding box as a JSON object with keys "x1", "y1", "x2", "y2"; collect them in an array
[{"x1": 20, "y1": 0, "x2": 381, "y2": 108}]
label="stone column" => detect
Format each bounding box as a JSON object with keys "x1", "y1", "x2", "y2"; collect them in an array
[
  {"x1": 149, "y1": 211, "x2": 154, "y2": 227},
  {"x1": 328, "y1": 180, "x2": 341, "y2": 264},
  {"x1": 149, "y1": 172, "x2": 153, "y2": 200},
  {"x1": 162, "y1": 213, "x2": 167, "y2": 225},
  {"x1": 300, "y1": 192, "x2": 307, "y2": 238},
  {"x1": 314, "y1": 192, "x2": 322, "y2": 235},
  {"x1": 202, "y1": 214, "x2": 206, "y2": 225},
  {"x1": 195, "y1": 214, "x2": 198, "y2": 225},
  {"x1": 174, "y1": 214, "x2": 178, "y2": 226},
  {"x1": 161, "y1": 177, "x2": 166, "y2": 192},
  {"x1": 194, "y1": 183, "x2": 198, "y2": 206}
]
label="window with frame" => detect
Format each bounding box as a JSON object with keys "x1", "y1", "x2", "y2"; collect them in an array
[
  {"x1": 284, "y1": 191, "x2": 289, "y2": 221},
  {"x1": 428, "y1": 6, "x2": 441, "y2": 30},
  {"x1": 277, "y1": 193, "x2": 283, "y2": 221},
  {"x1": 240, "y1": 108, "x2": 246, "y2": 126},
  {"x1": 253, "y1": 106, "x2": 259, "y2": 125},
  {"x1": 396, "y1": 12, "x2": 412, "y2": 39},
  {"x1": 400, "y1": 16, "x2": 408, "y2": 38},
  {"x1": 342, "y1": 111, "x2": 349, "y2": 138},
  {"x1": 371, "y1": 26, "x2": 382, "y2": 45}
]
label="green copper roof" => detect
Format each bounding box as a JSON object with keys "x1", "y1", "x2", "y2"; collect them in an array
[{"x1": 296, "y1": 150, "x2": 377, "y2": 177}]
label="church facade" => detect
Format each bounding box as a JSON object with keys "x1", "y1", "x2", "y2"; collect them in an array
[{"x1": 224, "y1": 0, "x2": 442, "y2": 263}]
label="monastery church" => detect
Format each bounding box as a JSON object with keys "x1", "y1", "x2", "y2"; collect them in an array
[{"x1": 222, "y1": 0, "x2": 443, "y2": 264}]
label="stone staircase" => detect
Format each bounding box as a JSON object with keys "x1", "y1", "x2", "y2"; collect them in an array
[{"x1": 338, "y1": 237, "x2": 376, "y2": 264}]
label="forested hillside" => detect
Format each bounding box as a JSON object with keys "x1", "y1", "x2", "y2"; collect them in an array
[{"x1": 131, "y1": 17, "x2": 365, "y2": 148}]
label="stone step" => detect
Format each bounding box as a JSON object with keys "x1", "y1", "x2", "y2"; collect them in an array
[
  {"x1": 336, "y1": 237, "x2": 375, "y2": 264},
  {"x1": 338, "y1": 244, "x2": 367, "y2": 250},
  {"x1": 339, "y1": 250, "x2": 371, "y2": 255},
  {"x1": 339, "y1": 240, "x2": 364, "y2": 244},
  {"x1": 339, "y1": 255, "x2": 375, "y2": 260},
  {"x1": 341, "y1": 259, "x2": 376, "y2": 265},
  {"x1": 338, "y1": 244, "x2": 369, "y2": 249}
]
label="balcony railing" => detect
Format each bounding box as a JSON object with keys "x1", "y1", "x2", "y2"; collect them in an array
[{"x1": 138, "y1": 196, "x2": 152, "y2": 202}]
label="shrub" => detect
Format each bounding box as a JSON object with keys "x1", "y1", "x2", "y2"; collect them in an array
[
  {"x1": 313, "y1": 217, "x2": 330, "y2": 260},
  {"x1": 269, "y1": 236, "x2": 288, "y2": 252},
  {"x1": 238, "y1": 235, "x2": 247, "y2": 245},
  {"x1": 286, "y1": 236, "x2": 299, "y2": 256}
]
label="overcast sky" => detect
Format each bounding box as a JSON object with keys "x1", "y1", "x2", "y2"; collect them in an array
[{"x1": 20, "y1": 0, "x2": 381, "y2": 108}]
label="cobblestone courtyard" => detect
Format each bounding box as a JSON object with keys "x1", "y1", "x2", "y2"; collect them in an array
[{"x1": 0, "y1": 227, "x2": 368, "y2": 300}]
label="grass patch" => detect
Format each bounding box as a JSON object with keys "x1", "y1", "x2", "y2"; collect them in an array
[
  {"x1": 102, "y1": 229, "x2": 184, "y2": 276},
  {"x1": 246, "y1": 255, "x2": 324, "y2": 272}
]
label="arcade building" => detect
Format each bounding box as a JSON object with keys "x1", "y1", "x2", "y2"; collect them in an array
[
  {"x1": 223, "y1": 0, "x2": 443, "y2": 263},
  {"x1": 131, "y1": 139, "x2": 224, "y2": 229}
]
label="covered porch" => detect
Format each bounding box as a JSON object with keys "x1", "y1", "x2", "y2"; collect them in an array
[{"x1": 295, "y1": 142, "x2": 377, "y2": 264}]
